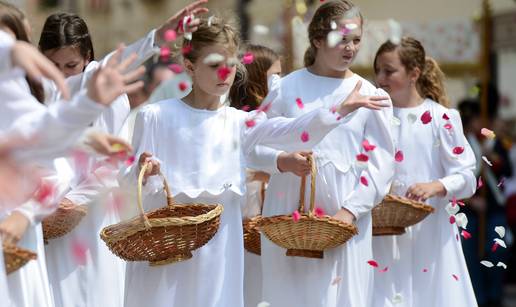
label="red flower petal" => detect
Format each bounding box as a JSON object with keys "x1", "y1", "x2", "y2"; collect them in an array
[
  {"x1": 423, "y1": 268, "x2": 428, "y2": 273},
  {"x1": 421, "y1": 110, "x2": 432, "y2": 124},
  {"x1": 292, "y1": 210, "x2": 301, "y2": 222},
  {"x1": 168, "y1": 63, "x2": 184, "y2": 74},
  {"x1": 245, "y1": 119, "x2": 256, "y2": 128},
  {"x1": 444, "y1": 123, "x2": 453, "y2": 130},
  {"x1": 356, "y1": 153, "x2": 369, "y2": 162},
  {"x1": 461, "y1": 230, "x2": 472, "y2": 239},
  {"x1": 314, "y1": 207, "x2": 325, "y2": 217},
  {"x1": 242, "y1": 52, "x2": 254, "y2": 64},
  {"x1": 241, "y1": 105, "x2": 251, "y2": 112},
  {"x1": 452, "y1": 274, "x2": 459, "y2": 281},
  {"x1": 442, "y1": 113, "x2": 450, "y2": 120},
  {"x1": 217, "y1": 66, "x2": 232, "y2": 81},
  {"x1": 125, "y1": 156, "x2": 136, "y2": 166},
  {"x1": 181, "y1": 44, "x2": 192, "y2": 55},
  {"x1": 178, "y1": 81, "x2": 188, "y2": 92},
  {"x1": 360, "y1": 176, "x2": 369, "y2": 186},
  {"x1": 477, "y1": 176, "x2": 483, "y2": 190},
  {"x1": 160, "y1": 46, "x2": 170, "y2": 60},
  {"x1": 163, "y1": 29, "x2": 177, "y2": 42},
  {"x1": 301, "y1": 131, "x2": 310, "y2": 143},
  {"x1": 491, "y1": 242, "x2": 499, "y2": 252},
  {"x1": 362, "y1": 139, "x2": 376, "y2": 152},
  {"x1": 449, "y1": 215, "x2": 456, "y2": 224},
  {"x1": 452, "y1": 146, "x2": 465, "y2": 155},
  {"x1": 71, "y1": 239, "x2": 88, "y2": 266},
  {"x1": 395, "y1": 150, "x2": 404, "y2": 162},
  {"x1": 380, "y1": 266, "x2": 389, "y2": 273},
  {"x1": 367, "y1": 260, "x2": 379, "y2": 268},
  {"x1": 296, "y1": 98, "x2": 304, "y2": 109},
  {"x1": 34, "y1": 180, "x2": 55, "y2": 204}
]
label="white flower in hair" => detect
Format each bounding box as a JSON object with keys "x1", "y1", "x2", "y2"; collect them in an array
[{"x1": 327, "y1": 30, "x2": 342, "y2": 48}]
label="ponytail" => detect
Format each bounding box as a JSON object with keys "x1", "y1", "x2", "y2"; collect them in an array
[
  {"x1": 303, "y1": 45, "x2": 316, "y2": 67},
  {"x1": 418, "y1": 57, "x2": 450, "y2": 107}
]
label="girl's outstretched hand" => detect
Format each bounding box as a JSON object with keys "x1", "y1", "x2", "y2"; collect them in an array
[
  {"x1": 155, "y1": 0, "x2": 209, "y2": 45},
  {"x1": 337, "y1": 80, "x2": 390, "y2": 117}
]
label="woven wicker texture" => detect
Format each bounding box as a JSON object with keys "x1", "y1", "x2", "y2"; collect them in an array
[
  {"x1": 42, "y1": 200, "x2": 87, "y2": 243},
  {"x1": 372, "y1": 194, "x2": 435, "y2": 236},
  {"x1": 100, "y1": 163, "x2": 223, "y2": 266},
  {"x1": 243, "y1": 216, "x2": 262, "y2": 255},
  {"x1": 258, "y1": 155, "x2": 358, "y2": 259},
  {"x1": 3, "y1": 243, "x2": 37, "y2": 275}
]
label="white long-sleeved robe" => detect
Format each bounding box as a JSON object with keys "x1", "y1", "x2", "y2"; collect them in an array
[
  {"x1": 372, "y1": 99, "x2": 478, "y2": 307},
  {"x1": 118, "y1": 97, "x2": 348, "y2": 307},
  {"x1": 247, "y1": 68, "x2": 395, "y2": 307}
]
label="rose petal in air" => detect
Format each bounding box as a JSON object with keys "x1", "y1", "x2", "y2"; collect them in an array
[
  {"x1": 125, "y1": 156, "x2": 136, "y2": 166},
  {"x1": 242, "y1": 52, "x2": 254, "y2": 65},
  {"x1": 496, "y1": 262, "x2": 507, "y2": 269},
  {"x1": 163, "y1": 29, "x2": 177, "y2": 42},
  {"x1": 481, "y1": 128, "x2": 496, "y2": 139},
  {"x1": 314, "y1": 207, "x2": 325, "y2": 217},
  {"x1": 71, "y1": 239, "x2": 88, "y2": 266},
  {"x1": 160, "y1": 46, "x2": 170, "y2": 60},
  {"x1": 442, "y1": 113, "x2": 450, "y2": 120},
  {"x1": 480, "y1": 260, "x2": 494, "y2": 267},
  {"x1": 257, "y1": 302, "x2": 270, "y2": 307},
  {"x1": 168, "y1": 64, "x2": 184, "y2": 74},
  {"x1": 301, "y1": 131, "x2": 310, "y2": 143},
  {"x1": 453, "y1": 146, "x2": 465, "y2": 155},
  {"x1": 461, "y1": 230, "x2": 472, "y2": 240},
  {"x1": 452, "y1": 274, "x2": 459, "y2": 281},
  {"x1": 296, "y1": 98, "x2": 304, "y2": 109},
  {"x1": 495, "y1": 226, "x2": 505, "y2": 238},
  {"x1": 395, "y1": 150, "x2": 404, "y2": 162},
  {"x1": 494, "y1": 238, "x2": 507, "y2": 248},
  {"x1": 367, "y1": 260, "x2": 379, "y2": 268},
  {"x1": 449, "y1": 215, "x2": 456, "y2": 224},
  {"x1": 360, "y1": 176, "x2": 369, "y2": 186},
  {"x1": 292, "y1": 210, "x2": 301, "y2": 222},
  {"x1": 203, "y1": 53, "x2": 225, "y2": 65},
  {"x1": 356, "y1": 153, "x2": 369, "y2": 162},
  {"x1": 477, "y1": 176, "x2": 483, "y2": 189},
  {"x1": 327, "y1": 30, "x2": 342, "y2": 48},
  {"x1": 362, "y1": 139, "x2": 376, "y2": 152},
  {"x1": 178, "y1": 81, "x2": 189, "y2": 92},
  {"x1": 482, "y1": 156, "x2": 493, "y2": 167},
  {"x1": 217, "y1": 66, "x2": 232, "y2": 81},
  {"x1": 444, "y1": 123, "x2": 453, "y2": 130},
  {"x1": 445, "y1": 202, "x2": 460, "y2": 216},
  {"x1": 245, "y1": 119, "x2": 256, "y2": 128},
  {"x1": 380, "y1": 266, "x2": 389, "y2": 273},
  {"x1": 331, "y1": 276, "x2": 342, "y2": 285},
  {"x1": 392, "y1": 293, "x2": 403, "y2": 304},
  {"x1": 492, "y1": 242, "x2": 499, "y2": 252}
]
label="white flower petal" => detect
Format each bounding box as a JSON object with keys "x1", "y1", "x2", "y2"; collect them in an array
[
  {"x1": 257, "y1": 302, "x2": 270, "y2": 307},
  {"x1": 445, "y1": 202, "x2": 460, "y2": 216},
  {"x1": 494, "y1": 238, "x2": 507, "y2": 248},
  {"x1": 495, "y1": 226, "x2": 505, "y2": 238},
  {"x1": 203, "y1": 53, "x2": 225, "y2": 65},
  {"x1": 253, "y1": 24, "x2": 270, "y2": 35},
  {"x1": 345, "y1": 23, "x2": 359, "y2": 30},
  {"x1": 496, "y1": 262, "x2": 507, "y2": 269},
  {"x1": 327, "y1": 31, "x2": 342, "y2": 48},
  {"x1": 482, "y1": 156, "x2": 493, "y2": 167},
  {"x1": 455, "y1": 213, "x2": 468, "y2": 229},
  {"x1": 480, "y1": 260, "x2": 494, "y2": 267},
  {"x1": 330, "y1": 21, "x2": 337, "y2": 30}
]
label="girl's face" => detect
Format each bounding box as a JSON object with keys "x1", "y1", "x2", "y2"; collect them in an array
[
  {"x1": 185, "y1": 44, "x2": 237, "y2": 97},
  {"x1": 266, "y1": 59, "x2": 282, "y2": 77},
  {"x1": 375, "y1": 50, "x2": 417, "y2": 104},
  {"x1": 43, "y1": 46, "x2": 89, "y2": 78},
  {"x1": 314, "y1": 16, "x2": 362, "y2": 72}
]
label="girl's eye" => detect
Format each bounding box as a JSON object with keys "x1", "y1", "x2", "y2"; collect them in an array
[
  {"x1": 66, "y1": 63, "x2": 78, "y2": 69},
  {"x1": 353, "y1": 38, "x2": 361, "y2": 44}
]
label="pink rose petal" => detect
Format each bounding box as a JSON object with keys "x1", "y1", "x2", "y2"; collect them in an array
[
  {"x1": 356, "y1": 153, "x2": 369, "y2": 162},
  {"x1": 168, "y1": 63, "x2": 183, "y2": 74},
  {"x1": 314, "y1": 207, "x2": 325, "y2": 217},
  {"x1": 245, "y1": 119, "x2": 256, "y2": 128},
  {"x1": 178, "y1": 81, "x2": 189, "y2": 91},
  {"x1": 71, "y1": 239, "x2": 88, "y2": 266},
  {"x1": 242, "y1": 52, "x2": 254, "y2": 64},
  {"x1": 380, "y1": 266, "x2": 389, "y2": 273},
  {"x1": 423, "y1": 268, "x2": 428, "y2": 273},
  {"x1": 453, "y1": 146, "x2": 465, "y2": 155},
  {"x1": 292, "y1": 210, "x2": 301, "y2": 222},
  {"x1": 395, "y1": 150, "x2": 404, "y2": 162},
  {"x1": 241, "y1": 105, "x2": 251, "y2": 112},
  {"x1": 160, "y1": 46, "x2": 170, "y2": 60},
  {"x1": 477, "y1": 176, "x2": 483, "y2": 190},
  {"x1": 300, "y1": 131, "x2": 310, "y2": 143},
  {"x1": 449, "y1": 215, "x2": 456, "y2": 224},
  {"x1": 367, "y1": 260, "x2": 379, "y2": 268},
  {"x1": 421, "y1": 111, "x2": 432, "y2": 124},
  {"x1": 360, "y1": 176, "x2": 369, "y2": 186},
  {"x1": 125, "y1": 156, "x2": 136, "y2": 166},
  {"x1": 452, "y1": 274, "x2": 459, "y2": 281},
  {"x1": 362, "y1": 139, "x2": 376, "y2": 152},
  {"x1": 296, "y1": 98, "x2": 304, "y2": 109},
  {"x1": 442, "y1": 113, "x2": 450, "y2": 120},
  {"x1": 481, "y1": 128, "x2": 496, "y2": 139},
  {"x1": 444, "y1": 123, "x2": 453, "y2": 130},
  {"x1": 491, "y1": 242, "x2": 499, "y2": 252},
  {"x1": 461, "y1": 230, "x2": 472, "y2": 240},
  {"x1": 163, "y1": 29, "x2": 177, "y2": 42},
  {"x1": 217, "y1": 66, "x2": 231, "y2": 81}
]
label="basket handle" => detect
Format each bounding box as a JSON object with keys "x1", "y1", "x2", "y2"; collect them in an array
[
  {"x1": 298, "y1": 154, "x2": 317, "y2": 216},
  {"x1": 137, "y1": 162, "x2": 175, "y2": 229}
]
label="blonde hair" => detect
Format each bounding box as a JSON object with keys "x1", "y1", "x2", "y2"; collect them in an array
[
  {"x1": 304, "y1": 0, "x2": 363, "y2": 67},
  {"x1": 374, "y1": 37, "x2": 450, "y2": 107}
]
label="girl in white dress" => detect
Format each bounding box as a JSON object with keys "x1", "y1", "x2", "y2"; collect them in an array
[
  {"x1": 372, "y1": 37, "x2": 477, "y2": 307},
  {"x1": 247, "y1": 1, "x2": 395, "y2": 306},
  {"x1": 37, "y1": 2, "x2": 209, "y2": 306},
  {"x1": 228, "y1": 44, "x2": 282, "y2": 307},
  {"x1": 119, "y1": 16, "x2": 385, "y2": 307}
]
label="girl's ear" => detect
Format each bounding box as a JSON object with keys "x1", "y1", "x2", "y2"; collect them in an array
[
  {"x1": 313, "y1": 38, "x2": 324, "y2": 49},
  {"x1": 410, "y1": 67, "x2": 421, "y2": 85},
  {"x1": 184, "y1": 58, "x2": 195, "y2": 76}
]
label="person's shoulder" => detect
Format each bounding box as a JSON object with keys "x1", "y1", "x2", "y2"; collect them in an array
[{"x1": 139, "y1": 98, "x2": 180, "y2": 116}]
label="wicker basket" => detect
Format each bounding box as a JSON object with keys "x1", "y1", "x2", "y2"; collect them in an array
[
  {"x1": 42, "y1": 199, "x2": 87, "y2": 243},
  {"x1": 100, "y1": 163, "x2": 223, "y2": 266},
  {"x1": 257, "y1": 155, "x2": 358, "y2": 259},
  {"x1": 372, "y1": 194, "x2": 435, "y2": 236},
  {"x1": 243, "y1": 216, "x2": 262, "y2": 255},
  {"x1": 3, "y1": 243, "x2": 37, "y2": 275}
]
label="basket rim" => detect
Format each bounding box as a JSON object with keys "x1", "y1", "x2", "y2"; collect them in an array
[
  {"x1": 3, "y1": 243, "x2": 37, "y2": 260},
  {"x1": 257, "y1": 214, "x2": 358, "y2": 235},
  {"x1": 380, "y1": 194, "x2": 435, "y2": 213},
  {"x1": 100, "y1": 203, "x2": 224, "y2": 243}
]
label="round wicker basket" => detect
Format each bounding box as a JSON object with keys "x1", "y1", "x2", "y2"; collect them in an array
[
  {"x1": 3, "y1": 243, "x2": 37, "y2": 275},
  {"x1": 42, "y1": 199, "x2": 87, "y2": 243},
  {"x1": 257, "y1": 155, "x2": 358, "y2": 259},
  {"x1": 100, "y1": 163, "x2": 223, "y2": 266},
  {"x1": 372, "y1": 194, "x2": 435, "y2": 236}
]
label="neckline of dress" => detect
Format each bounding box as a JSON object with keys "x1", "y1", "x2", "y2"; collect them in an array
[
  {"x1": 302, "y1": 67, "x2": 359, "y2": 82},
  {"x1": 394, "y1": 98, "x2": 431, "y2": 111},
  {"x1": 177, "y1": 98, "x2": 225, "y2": 114}
]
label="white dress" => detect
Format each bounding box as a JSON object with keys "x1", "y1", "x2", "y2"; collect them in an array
[
  {"x1": 372, "y1": 99, "x2": 478, "y2": 307},
  {"x1": 119, "y1": 98, "x2": 345, "y2": 307},
  {"x1": 0, "y1": 58, "x2": 107, "y2": 307},
  {"x1": 248, "y1": 69, "x2": 395, "y2": 307},
  {"x1": 43, "y1": 30, "x2": 157, "y2": 307}
]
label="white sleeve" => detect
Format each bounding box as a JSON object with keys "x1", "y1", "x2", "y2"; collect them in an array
[
  {"x1": 242, "y1": 107, "x2": 353, "y2": 155},
  {"x1": 10, "y1": 90, "x2": 106, "y2": 163},
  {"x1": 246, "y1": 145, "x2": 283, "y2": 174},
  {"x1": 342, "y1": 92, "x2": 395, "y2": 219},
  {"x1": 437, "y1": 109, "x2": 477, "y2": 200},
  {"x1": 0, "y1": 30, "x2": 14, "y2": 75}
]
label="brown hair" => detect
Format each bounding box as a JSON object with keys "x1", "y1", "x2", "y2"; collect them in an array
[
  {"x1": 374, "y1": 37, "x2": 450, "y2": 107},
  {"x1": 229, "y1": 44, "x2": 279, "y2": 110},
  {"x1": 182, "y1": 16, "x2": 240, "y2": 64},
  {"x1": 0, "y1": 1, "x2": 45, "y2": 102},
  {"x1": 304, "y1": 0, "x2": 362, "y2": 67}
]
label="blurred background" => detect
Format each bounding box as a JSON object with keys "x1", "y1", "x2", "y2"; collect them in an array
[{"x1": 6, "y1": 0, "x2": 516, "y2": 306}]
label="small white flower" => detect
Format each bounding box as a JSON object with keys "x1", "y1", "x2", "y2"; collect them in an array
[
  {"x1": 455, "y1": 213, "x2": 468, "y2": 229},
  {"x1": 445, "y1": 202, "x2": 460, "y2": 216},
  {"x1": 494, "y1": 226, "x2": 505, "y2": 238},
  {"x1": 480, "y1": 260, "x2": 494, "y2": 267}
]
